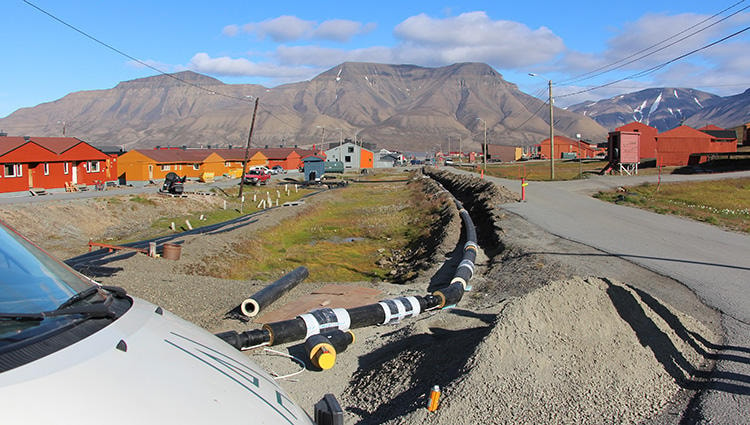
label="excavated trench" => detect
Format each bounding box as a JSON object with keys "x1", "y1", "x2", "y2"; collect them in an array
[{"x1": 338, "y1": 168, "x2": 720, "y2": 425}]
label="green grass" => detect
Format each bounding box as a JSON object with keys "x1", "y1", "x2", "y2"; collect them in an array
[
  {"x1": 594, "y1": 178, "x2": 750, "y2": 233},
  {"x1": 198, "y1": 177, "x2": 445, "y2": 282}
]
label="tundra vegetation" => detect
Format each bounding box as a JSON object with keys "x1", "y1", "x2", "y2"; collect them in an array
[{"x1": 594, "y1": 177, "x2": 750, "y2": 233}]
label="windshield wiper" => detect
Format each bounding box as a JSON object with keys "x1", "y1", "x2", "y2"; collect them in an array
[
  {"x1": 0, "y1": 301, "x2": 116, "y2": 321},
  {"x1": 0, "y1": 286, "x2": 127, "y2": 322}
]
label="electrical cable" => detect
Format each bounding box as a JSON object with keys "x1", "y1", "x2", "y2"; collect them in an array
[
  {"x1": 559, "y1": 1, "x2": 749, "y2": 85},
  {"x1": 22, "y1": 0, "x2": 255, "y2": 104},
  {"x1": 262, "y1": 348, "x2": 306, "y2": 380},
  {"x1": 557, "y1": 25, "x2": 750, "y2": 99}
]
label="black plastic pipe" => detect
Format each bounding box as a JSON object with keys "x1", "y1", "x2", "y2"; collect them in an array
[
  {"x1": 216, "y1": 171, "x2": 480, "y2": 351},
  {"x1": 240, "y1": 266, "x2": 309, "y2": 317}
]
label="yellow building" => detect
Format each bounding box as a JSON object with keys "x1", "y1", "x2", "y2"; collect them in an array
[{"x1": 117, "y1": 149, "x2": 224, "y2": 184}]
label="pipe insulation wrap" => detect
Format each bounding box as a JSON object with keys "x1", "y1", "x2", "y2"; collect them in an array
[
  {"x1": 379, "y1": 296, "x2": 421, "y2": 325},
  {"x1": 464, "y1": 241, "x2": 479, "y2": 253},
  {"x1": 239, "y1": 266, "x2": 309, "y2": 317},
  {"x1": 300, "y1": 308, "x2": 351, "y2": 339},
  {"x1": 457, "y1": 259, "x2": 475, "y2": 279}
]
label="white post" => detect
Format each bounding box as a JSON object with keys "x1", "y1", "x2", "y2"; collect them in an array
[
  {"x1": 185, "y1": 220, "x2": 192, "y2": 230},
  {"x1": 170, "y1": 222, "x2": 175, "y2": 231}
]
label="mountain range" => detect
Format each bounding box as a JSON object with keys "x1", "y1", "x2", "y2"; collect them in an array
[
  {"x1": 1, "y1": 62, "x2": 747, "y2": 152},
  {"x1": 568, "y1": 87, "x2": 750, "y2": 132},
  {"x1": 0, "y1": 62, "x2": 607, "y2": 152}
]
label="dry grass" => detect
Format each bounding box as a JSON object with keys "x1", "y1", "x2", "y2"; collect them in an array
[
  {"x1": 201, "y1": 177, "x2": 446, "y2": 282},
  {"x1": 595, "y1": 178, "x2": 750, "y2": 233}
]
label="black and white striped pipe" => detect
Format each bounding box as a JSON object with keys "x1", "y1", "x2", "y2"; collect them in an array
[{"x1": 216, "y1": 173, "x2": 480, "y2": 350}]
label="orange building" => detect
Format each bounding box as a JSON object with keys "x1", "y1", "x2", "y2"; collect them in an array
[
  {"x1": 655, "y1": 126, "x2": 737, "y2": 166},
  {"x1": 359, "y1": 148, "x2": 374, "y2": 169},
  {"x1": 117, "y1": 149, "x2": 228, "y2": 184}
]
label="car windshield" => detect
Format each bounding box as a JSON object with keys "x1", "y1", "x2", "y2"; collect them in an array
[{"x1": 0, "y1": 221, "x2": 95, "y2": 314}]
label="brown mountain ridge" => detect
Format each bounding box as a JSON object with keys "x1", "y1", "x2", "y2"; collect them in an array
[{"x1": 0, "y1": 62, "x2": 608, "y2": 152}]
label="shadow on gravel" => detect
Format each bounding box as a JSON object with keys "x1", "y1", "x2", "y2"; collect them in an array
[
  {"x1": 605, "y1": 279, "x2": 750, "y2": 397},
  {"x1": 342, "y1": 314, "x2": 496, "y2": 425}
]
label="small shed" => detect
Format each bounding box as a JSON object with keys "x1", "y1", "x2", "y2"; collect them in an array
[{"x1": 303, "y1": 155, "x2": 325, "y2": 182}]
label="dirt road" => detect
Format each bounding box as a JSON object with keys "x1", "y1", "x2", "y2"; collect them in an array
[{"x1": 462, "y1": 168, "x2": 750, "y2": 423}]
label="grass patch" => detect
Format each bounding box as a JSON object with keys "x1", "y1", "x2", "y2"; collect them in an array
[
  {"x1": 594, "y1": 178, "x2": 750, "y2": 233},
  {"x1": 198, "y1": 176, "x2": 446, "y2": 282}
]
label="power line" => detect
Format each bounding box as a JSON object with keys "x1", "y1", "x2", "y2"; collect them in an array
[
  {"x1": 557, "y1": 25, "x2": 750, "y2": 99},
  {"x1": 22, "y1": 0, "x2": 255, "y2": 105},
  {"x1": 559, "y1": 0, "x2": 749, "y2": 85}
]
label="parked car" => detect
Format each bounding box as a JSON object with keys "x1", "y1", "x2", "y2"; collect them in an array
[
  {"x1": 271, "y1": 165, "x2": 286, "y2": 174},
  {"x1": 0, "y1": 219, "x2": 316, "y2": 425},
  {"x1": 242, "y1": 168, "x2": 270, "y2": 185}
]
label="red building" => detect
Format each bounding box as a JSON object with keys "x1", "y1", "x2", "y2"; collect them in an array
[
  {"x1": 0, "y1": 136, "x2": 113, "y2": 194},
  {"x1": 655, "y1": 126, "x2": 737, "y2": 166},
  {"x1": 615, "y1": 122, "x2": 659, "y2": 160},
  {"x1": 538, "y1": 135, "x2": 604, "y2": 159}
]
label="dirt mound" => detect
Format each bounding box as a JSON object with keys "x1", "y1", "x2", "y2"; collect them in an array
[
  {"x1": 0, "y1": 194, "x2": 227, "y2": 258},
  {"x1": 339, "y1": 277, "x2": 717, "y2": 425}
]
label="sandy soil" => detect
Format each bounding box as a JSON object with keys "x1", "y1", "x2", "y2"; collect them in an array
[{"x1": 1, "y1": 171, "x2": 722, "y2": 424}]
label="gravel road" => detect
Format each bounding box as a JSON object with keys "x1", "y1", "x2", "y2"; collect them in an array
[{"x1": 460, "y1": 168, "x2": 750, "y2": 423}]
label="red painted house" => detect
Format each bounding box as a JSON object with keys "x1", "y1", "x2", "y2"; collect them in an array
[
  {"x1": 615, "y1": 122, "x2": 658, "y2": 160},
  {"x1": 0, "y1": 136, "x2": 113, "y2": 194},
  {"x1": 655, "y1": 126, "x2": 737, "y2": 166},
  {"x1": 538, "y1": 135, "x2": 604, "y2": 159}
]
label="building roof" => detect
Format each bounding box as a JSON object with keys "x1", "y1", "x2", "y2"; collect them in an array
[
  {"x1": 27, "y1": 137, "x2": 84, "y2": 154},
  {"x1": 211, "y1": 148, "x2": 263, "y2": 161},
  {"x1": 134, "y1": 148, "x2": 215, "y2": 163},
  {"x1": 700, "y1": 130, "x2": 737, "y2": 140},
  {"x1": 0, "y1": 136, "x2": 28, "y2": 156}
]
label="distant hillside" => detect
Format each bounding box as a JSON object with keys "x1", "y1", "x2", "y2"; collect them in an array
[
  {"x1": 684, "y1": 89, "x2": 750, "y2": 129},
  {"x1": 568, "y1": 88, "x2": 721, "y2": 132},
  {"x1": 0, "y1": 63, "x2": 608, "y2": 152}
]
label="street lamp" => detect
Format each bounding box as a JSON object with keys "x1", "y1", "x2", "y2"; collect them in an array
[
  {"x1": 529, "y1": 73, "x2": 555, "y2": 180},
  {"x1": 476, "y1": 117, "x2": 487, "y2": 171}
]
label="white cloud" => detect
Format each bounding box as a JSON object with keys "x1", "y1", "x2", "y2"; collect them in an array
[
  {"x1": 188, "y1": 53, "x2": 316, "y2": 80},
  {"x1": 393, "y1": 12, "x2": 564, "y2": 67},
  {"x1": 222, "y1": 24, "x2": 239, "y2": 37},
  {"x1": 276, "y1": 45, "x2": 394, "y2": 67},
  {"x1": 312, "y1": 20, "x2": 376, "y2": 42},
  {"x1": 243, "y1": 16, "x2": 315, "y2": 42}
]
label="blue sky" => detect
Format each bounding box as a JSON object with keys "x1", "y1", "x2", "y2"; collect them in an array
[{"x1": 2, "y1": 0, "x2": 749, "y2": 118}]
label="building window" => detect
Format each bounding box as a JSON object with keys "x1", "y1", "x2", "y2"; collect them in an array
[
  {"x1": 86, "y1": 161, "x2": 100, "y2": 173},
  {"x1": 4, "y1": 164, "x2": 22, "y2": 177},
  {"x1": 177, "y1": 165, "x2": 182, "y2": 171},
  {"x1": 225, "y1": 161, "x2": 230, "y2": 167},
  {"x1": 344, "y1": 155, "x2": 352, "y2": 163},
  {"x1": 64, "y1": 162, "x2": 69, "y2": 174},
  {"x1": 193, "y1": 164, "x2": 200, "y2": 170},
  {"x1": 348, "y1": 146, "x2": 354, "y2": 153},
  {"x1": 161, "y1": 164, "x2": 171, "y2": 171},
  {"x1": 43, "y1": 163, "x2": 50, "y2": 175}
]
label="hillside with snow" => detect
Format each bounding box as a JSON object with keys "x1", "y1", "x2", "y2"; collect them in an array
[{"x1": 568, "y1": 88, "x2": 721, "y2": 132}]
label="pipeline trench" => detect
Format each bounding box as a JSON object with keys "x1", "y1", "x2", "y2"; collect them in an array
[{"x1": 60, "y1": 168, "x2": 722, "y2": 424}]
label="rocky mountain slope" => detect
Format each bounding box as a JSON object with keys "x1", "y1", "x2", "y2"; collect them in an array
[
  {"x1": 0, "y1": 62, "x2": 608, "y2": 152},
  {"x1": 684, "y1": 88, "x2": 750, "y2": 129},
  {"x1": 568, "y1": 87, "x2": 726, "y2": 132}
]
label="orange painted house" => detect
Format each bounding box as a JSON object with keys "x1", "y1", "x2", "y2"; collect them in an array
[
  {"x1": 212, "y1": 148, "x2": 268, "y2": 177},
  {"x1": 117, "y1": 149, "x2": 226, "y2": 184},
  {"x1": 615, "y1": 122, "x2": 659, "y2": 160},
  {"x1": 0, "y1": 136, "x2": 112, "y2": 194},
  {"x1": 655, "y1": 126, "x2": 737, "y2": 166}
]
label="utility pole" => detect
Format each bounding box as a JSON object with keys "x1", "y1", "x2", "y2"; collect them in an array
[
  {"x1": 238, "y1": 97, "x2": 259, "y2": 200},
  {"x1": 548, "y1": 79, "x2": 555, "y2": 180},
  {"x1": 477, "y1": 118, "x2": 487, "y2": 171}
]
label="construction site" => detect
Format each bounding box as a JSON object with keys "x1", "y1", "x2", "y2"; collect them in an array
[{"x1": 1, "y1": 166, "x2": 741, "y2": 424}]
